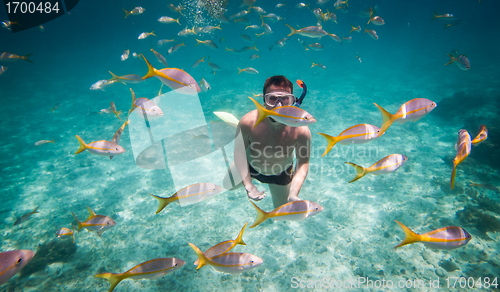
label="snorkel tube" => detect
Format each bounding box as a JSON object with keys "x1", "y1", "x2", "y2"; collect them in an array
[{"x1": 295, "y1": 80, "x2": 307, "y2": 107}]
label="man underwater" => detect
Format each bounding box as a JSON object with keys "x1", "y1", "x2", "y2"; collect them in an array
[{"x1": 233, "y1": 75, "x2": 312, "y2": 208}]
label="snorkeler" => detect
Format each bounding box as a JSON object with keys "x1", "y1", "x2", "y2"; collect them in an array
[{"x1": 233, "y1": 75, "x2": 312, "y2": 208}]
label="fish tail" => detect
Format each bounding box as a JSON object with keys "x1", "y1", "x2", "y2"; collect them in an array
[
  {"x1": 431, "y1": 11, "x2": 438, "y2": 21},
  {"x1": 195, "y1": 39, "x2": 202, "y2": 46},
  {"x1": 235, "y1": 222, "x2": 248, "y2": 245},
  {"x1": 373, "y1": 103, "x2": 396, "y2": 135},
  {"x1": 450, "y1": 162, "x2": 457, "y2": 190},
  {"x1": 285, "y1": 24, "x2": 297, "y2": 37},
  {"x1": 394, "y1": 220, "x2": 421, "y2": 248},
  {"x1": 149, "y1": 193, "x2": 173, "y2": 214},
  {"x1": 317, "y1": 133, "x2": 339, "y2": 157},
  {"x1": 367, "y1": 18, "x2": 371, "y2": 25},
  {"x1": 140, "y1": 54, "x2": 157, "y2": 80},
  {"x1": 128, "y1": 88, "x2": 137, "y2": 119},
  {"x1": 108, "y1": 71, "x2": 119, "y2": 81},
  {"x1": 95, "y1": 273, "x2": 125, "y2": 292},
  {"x1": 344, "y1": 162, "x2": 368, "y2": 183},
  {"x1": 249, "y1": 201, "x2": 268, "y2": 228},
  {"x1": 175, "y1": 17, "x2": 180, "y2": 25},
  {"x1": 310, "y1": 62, "x2": 315, "y2": 68},
  {"x1": 349, "y1": 24, "x2": 355, "y2": 33},
  {"x1": 122, "y1": 8, "x2": 130, "y2": 19},
  {"x1": 74, "y1": 135, "x2": 87, "y2": 155},
  {"x1": 444, "y1": 53, "x2": 455, "y2": 66},
  {"x1": 238, "y1": 67, "x2": 243, "y2": 75},
  {"x1": 248, "y1": 96, "x2": 270, "y2": 128},
  {"x1": 32, "y1": 206, "x2": 39, "y2": 214},
  {"x1": 188, "y1": 243, "x2": 208, "y2": 269},
  {"x1": 21, "y1": 53, "x2": 34, "y2": 63},
  {"x1": 71, "y1": 212, "x2": 83, "y2": 232},
  {"x1": 150, "y1": 30, "x2": 156, "y2": 36},
  {"x1": 72, "y1": 225, "x2": 76, "y2": 244},
  {"x1": 252, "y1": 43, "x2": 258, "y2": 51},
  {"x1": 49, "y1": 139, "x2": 55, "y2": 144}
]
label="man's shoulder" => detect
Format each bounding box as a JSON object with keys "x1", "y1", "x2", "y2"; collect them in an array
[
  {"x1": 239, "y1": 110, "x2": 258, "y2": 127},
  {"x1": 291, "y1": 125, "x2": 312, "y2": 140}
]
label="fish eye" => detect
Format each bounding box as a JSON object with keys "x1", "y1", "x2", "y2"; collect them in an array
[
  {"x1": 175, "y1": 263, "x2": 178, "y2": 266},
  {"x1": 107, "y1": 222, "x2": 110, "y2": 225},
  {"x1": 251, "y1": 260, "x2": 254, "y2": 263},
  {"x1": 115, "y1": 148, "x2": 119, "y2": 150},
  {"x1": 305, "y1": 117, "x2": 308, "y2": 120},
  {"x1": 17, "y1": 257, "x2": 23, "y2": 263}
]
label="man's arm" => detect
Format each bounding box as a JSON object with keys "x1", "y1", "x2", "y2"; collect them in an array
[
  {"x1": 233, "y1": 117, "x2": 265, "y2": 200},
  {"x1": 288, "y1": 128, "x2": 311, "y2": 202}
]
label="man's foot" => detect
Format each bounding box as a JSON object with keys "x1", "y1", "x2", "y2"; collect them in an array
[{"x1": 287, "y1": 195, "x2": 301, "y2": 203}]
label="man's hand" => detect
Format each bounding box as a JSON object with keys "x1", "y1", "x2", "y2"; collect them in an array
[{"x1": 246, "y1": 184, "x2": 266, "y2": 201}]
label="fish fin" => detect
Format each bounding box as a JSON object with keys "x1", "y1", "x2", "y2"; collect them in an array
[
  {"x1": 108, "y1": 71, "x2": 120, "y2": 81},
  {"x1": 344, "y1": 162, "x2": 368, "y2": 183},
  {"x1": 188, "y1": 243, "x2": 208, "y2": 269},
  {"x1": 149, "y1": 193, "x2": 172, "y2": 214},
  {"x1": 72, "y1": 225, "x2": 76, "y2": 244},
  {"x1": 394, "y1": 220, "x2": 421, "y2": 248},
  {"x1": 252, "y1": 43, "x2": 258, "y2": 51},
  {"x1": 95, "y1": 273, "x2": 125, "y2": 292},
  {"x1": 71, "y1": 212, "x2": 83, "y2": 232},
  {"x1": 444, "y1": 53, "x2": 455, "y2": 66},
  {"x1": 248, "y1": 200, "x2": 268, "y2": 228},
  {"x1": 431, "y1": 11, "x2": 437, "y2": 21},
  {"x1": 31, "y1": 206, "x2": 40, "y2": 214},
  {"x1": 317, "y1": 133, "x2": 339, "y2": 157},
  {"x1": 285, "y1": 24, "x2": 297, "y2": 36},
  {"x1": 21, "y1": 53, "x2": 34, "y2": 63},
  {"x1": 450, "y1": 163, "x2": 457, "y2": 190},
  {"x1": 373, "y1": 103, "x2": 395, "y2": 135},
  {"x1": 235, "y1": 222, "x2": 248, "y2": 246},
  {"x1": 74, "y1": 135, "x2": 87, "y2": 155},
  {"x1": 248, "y1": 96, "x2": 269, "y2": 128},
  {"x1": 195, "y1": 39, "x2": 202, "y2": 46},
  {"x1": 50, "y1": 139, "x2": 55, "y2": 144},
  {"x1": 139, "y1": 54, "x2": 157, "y2": 79},
  {"x1": 175, "y1": 17, "x2": 181, "y2": 25},
  {"x1": 123, "y1": 8, "x2": 131, "y2": 19},
  {"x1": 86, "y1": 207, "x2": 96, "y2": 219},
  {"x1": 238, "y1": 67, "x2": 243, "y2": 75}
]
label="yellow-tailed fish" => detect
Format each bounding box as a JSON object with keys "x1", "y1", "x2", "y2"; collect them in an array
[
  {"x1": 56, "y1": 226, "x2": 75, "y2": 243},
  {"x1": 72, "y1": 207, "x2": 116, "y2": 236},
  {"x1": 189, "y1": 243, "x2": 262, "y2": 274},
  {"x1": 225, "y1": 47, "x2": 239, "y2": 53},
  {"x1": 13, "y1": 206, "x2": 39, "y2": 226},
  {"x1": 129, "y1": 88, "x2": 163, "y2": 118},
  {"x1": 350, "y1": 24, "x2": 361, "y2": 33},
  {"x1": 34, "y1": 139, "x2": 55, "y2": 146},
  {"x1": 467, "y1": 181, "x2": 499, "y2": 192},
  {"x1": 192, "y1": 56, "x2": 205, "y2": 68},
  {"x1": 374, "y1": 98, "x2": 437, "y2": 135},
  {"x1": 1, "y1": 20, "x2": 20, "y2": 30},
  {"x1": 451, "y1": 129, "x2": 472, "y2": 189},
  {"x1": 345, "y1": 154, "x2": 408, "y2": 183},
  {"x1": 95, "y1": 258, "x2": 185, "y2": 292},
  {"x1": 214, "y1": 112, "x2": 239, "y2": 127},
  {"x1": 311, "y1": 62, "x2": 327, "y2": 70},
  {"x1": 123, "y1": 7, "x2": 145, "y2": 19},
  {"x1": 472, "y1": 125, "x2": 488, "y2": 145},
  {"x1": 249, "y1": 54, "x2": 259, "y2": 60},
  {"x1": 431, "y1": 12, "x2": 455, "y2": 21},
  {"x1": 109, "y1": 102, "x2": 121, "y2": 121},
  {"x1": 158, "y1": 38, "x2": 176, "y2": 46},
  {"x1": 394, "y1": 220, "x2": 471, "y2": 250},
  {"x1": 364, "y1": 26, "x2": 378, "y2": 39},
  {"x1": 150, "y1": 47, "x2": 168, "y2": 67},
  {"x1": 0, "y1": 65, "x2": 7, "y2": 75},
  {"x1": 138, "y1": 30, "x2": 156, "y2": 40},
  {"x1": 107, "y1": 72, "x2": 144, "y2": 84},
  {"x1": 158, "y1": 16, "x2": 180, "y2": 25},
  {"x1": 248, "y1": 96, "x2": 316, "y2": 128},
  {"x1": 49, "y1": 102, "x2": 60, "y2": 112},
  {"x1": 140, "y1": 54, "x2": 201, "y2": 93},
  {"x1": 318, "y1": 124, "x2": 381, "y2": 157},
  {"x1": 249, "y1": 200, "x2": 324, "y2": 228},
  {"x1": 367, "y1": 14, "x2": 385, "y2": 25},
  {"x1": 178, "y1": 27, "x2": 197, "y2": 36},
  {"x1": 285, "y1": 24, "x2": 329, "y2": 38},
  {"x1": 309, "y1": 43, "x2": 325, "y2": 50},
  {"x1": 200, "y1": 77, "x2": 211, "y2": 91},
  {"x1": 356, "y1": 52, "x2": 362, "y2": 63},
  {"x1": 149, "y1": 183, "x2": 224, "y2": 214},
  {"x1": 168, "y1": 3, "x2": 184, "y2": 15},
  {"x1": 0, "y1": 52, "x2": 33, "y2": 63},
  {"x1": 74, "y1": 135, "x2": 125, "y2": 157},
  {"x1": 195, "y1": 39, "x2": 218, "y2": 49},
  {"x1": 109, "y1": 120, "x2": 129, "y2": 159},
  {"x1": 194, "y1": 223, "x2": 247, "y2": 267},
  {"x1": 238, "y1": 67, "x2": 258, "y2": 74},
  {"x1": 445, "y1": 53, "x2": 470, "y2": 70},
  {"x1": 168, "y1": 42, "x2": 185, "y2": 54},
  {"x1": 0, "y1": 250, "x2": 35, "y2": 285},
  {"x1": 90, "y1": 79, "x2": 118, "y2": 91},
  {"x1": 201, "y1": 25, "x2": 222, "y2": 33}
]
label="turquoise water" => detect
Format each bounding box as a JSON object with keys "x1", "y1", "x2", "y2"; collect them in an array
[{"x1": 1, "y1": 0, "x2": 500, "y2": 291}]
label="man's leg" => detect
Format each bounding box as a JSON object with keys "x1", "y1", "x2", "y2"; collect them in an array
[{"x1": 269, "y1": 183, "x2": 291, "y2": 208}]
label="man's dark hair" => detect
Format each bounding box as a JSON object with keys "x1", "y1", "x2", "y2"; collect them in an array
[{"x1": 263, "y1": 75, "x2": 293, "y2": 102}]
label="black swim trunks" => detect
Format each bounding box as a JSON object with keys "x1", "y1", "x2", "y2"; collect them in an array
[{"x1": 248, "y1": 163, "x2": 293, "y2": 186}]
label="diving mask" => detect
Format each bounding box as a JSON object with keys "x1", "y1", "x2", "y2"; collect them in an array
[{"x1": 264, "y1": 91, "x2": 296, "y2": 107}]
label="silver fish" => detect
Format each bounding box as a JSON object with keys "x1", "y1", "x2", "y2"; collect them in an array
[
  {"x1": 0, "y1": 250, "x2": 35, "y2": 284},
  {"x1": 13, "y1": 206, "x2": 39, "y2": 226}
]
